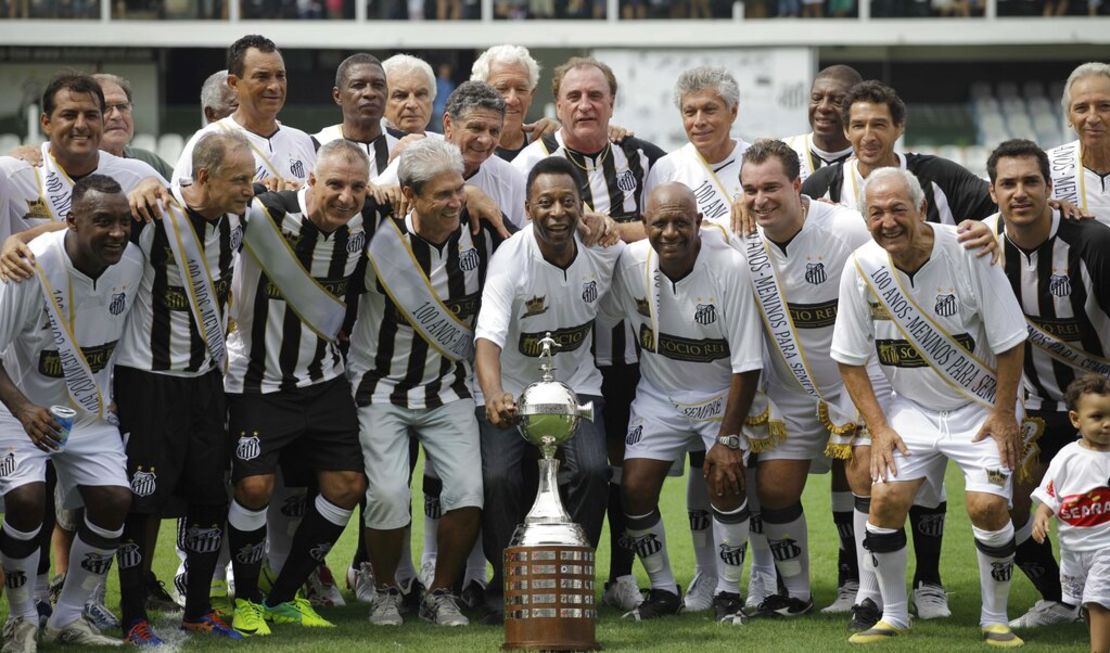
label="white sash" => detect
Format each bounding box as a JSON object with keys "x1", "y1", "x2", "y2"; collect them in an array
[
  {"x1": 33, "y1": 235, "x2": 108, "y2": 419},
  {"x1": 1025, "y1": 318, "x2": 1110, "y2": 377},
  {"x1": 366, "y1": 219, "x2": 475, "y2": 362},
  {"x1": 855, "y1": 252, "x2": 1000, "y2": 409},
  {"x1": 34, "y1": 143, "x2": 75, "y2": 221},
  {"x1": 1049, "y1": 140, "x2": 1085, "y2": 213},
  {"x1": 242, "y1": 204, "x2": 346, "y2": 342},
  {"x1": 162, "y1": 190, "x2": 228, "y2": 371},
  {"x1": 217, "y1": 121, "x2": 281, "y2": 180}
]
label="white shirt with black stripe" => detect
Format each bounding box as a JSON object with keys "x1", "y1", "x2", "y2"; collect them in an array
[
  {"x1": 376, "y1": 154, "x2": 527, "y2": 229},
  {"x1": 312, "y1": 124, "x2": 398, "y2": 181},
  {"x1": 985, "y1": 210, "x2": 1110, "y2": 412},
  {"x1": 116, "y1": 185, "x2": 242, "y2": 378},
  {"x1": 173, "y1": 116, "x2": 317, "y2": 187},
  {"x1": 783, "y1": 132, "x2": 853, "y2": 184},
  {"x1": 643, "y1": 140, "x2": 749, "y2": 228},
  {"x1": 1046, "y1": 140, "x2": 1110, "y2": 227},
  {"x1": 224, "y1": 189, "x2": 375, "y2": 395}
]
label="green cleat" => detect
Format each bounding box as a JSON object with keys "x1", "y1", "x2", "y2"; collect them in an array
[
  {"x1": 231, "y1": 598, "x2": 271, "y2": 637},
  {"x1": 263, "y1": 597, "x2": 335, "y2": 628},
  {"x1": 982, "y1": 624, "x2": 1024, "y2": 648}
]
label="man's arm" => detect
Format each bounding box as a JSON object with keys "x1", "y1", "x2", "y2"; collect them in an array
[
  {"x1": 704, "y1": 369, "x2": 760, "y2": 498},
  {"x1": 0, "y1": 282, "x2": 62, "y2": 450},
  {"x1": 0, "y1": 363, "x2": 61, "y2": 451},
  {"x1": 476, "y1": 338, "x2": 515, "y2": 428},
  {"x1": 839, "y1": 362, "x2": 906, "y2": 482},
  {"x1": 0, "y1": 222, "x2": 67, "y2": 281},
  {"x1": 971, "y1": 343, "x2": 1023, "y2": 471}
]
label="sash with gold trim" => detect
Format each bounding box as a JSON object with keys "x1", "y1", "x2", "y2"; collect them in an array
[
  {"x1": 33, "y1": 143, "x2": 75, "y2": 222},
  {"x1": 1049, "y1": 140, "x2": 1084, "y2": 212},
  {"x1": 242, "y1": 202, "x2": 345, "y2": 342},
  {"x1": 366, "y1": 218, "x2": 475, "y2": 362},
  {"x1": 217, "y1": 121, "x2": 282, "y2": 180}
]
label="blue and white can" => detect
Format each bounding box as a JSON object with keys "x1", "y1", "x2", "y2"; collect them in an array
[{"x1": 49, "y1": 406, "x2": 76, "y2": 448}]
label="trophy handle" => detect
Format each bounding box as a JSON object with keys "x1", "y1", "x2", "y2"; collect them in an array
[{"x1": 576, "y1": 401, "x2": 594, "y2": 423}]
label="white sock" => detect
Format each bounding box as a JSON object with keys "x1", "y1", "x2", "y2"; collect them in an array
[
  {"x1": 34, "y1": 572, "x2": 49, "y2": 603},
  {"x1": 854, "y1": 495, "x2": 881, "y2": 607},
  {"x1": 50, "y1": 517, "x2": 121, "y2": 629},
  {"x1": 626, "y1": 510, "x2": 676, "y2": 594},
  {"x1": 0, "y1": 521, "x2": 41, "y2": 621},
  {"x1": 1013, "y1": 515, "x2": 1033, "y2": 546},
  {"x1": 463, "y1": 536, "x2": 488, "y2": 587},
  {"x1": 973, "y1": 522, "x2": 1015, "y2": 627},
  {"x1": 686, "y1": 473, "x2": 716, "y2": 580},
  {"x1": 762, "y1": 503, "x2": 810, "y2": 601},
  {"x1": 746, "y1": 469, "x2": 776, "y2": 597},
  {"x1": 266, "y1": 484, "x2": 307, "y2": 574},
  {"x1": 422, "y1": 514, "x2": 440, "y2": 572},
  {"x1": 395, "y1": 526, "x2": 417, "y2": 585},
  {"x1": 712, "y1": 503, "x2": 750, "y2": 595},
  {"x1": 865, "y1": 521, "x2": 909, "y2": 629}
]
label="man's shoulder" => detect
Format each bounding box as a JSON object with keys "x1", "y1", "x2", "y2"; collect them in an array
[
  {"x1": 512, "y1": 139, "x2": 552, "y2": 172},
  {"x1": 483, "y1": 153, "x2": 524, "y2": 180},
  {"x1": 99, "y1": 150, "x2": 164, "y2": 186},
  {"x1": 619, "y1": 136, "x2": 665, "y2": 161},
  {"x1": 275, "y1": 123, "x2": 317, "y2": 147},
  {"x1": 906, "y1": 152, "x2": 976, "y2": 182},
  {"x1": 313, "y1": 124, "x2": 342, "y2": 144},
  {"x1": 804, "y1": 162, "x2": 840, "y2": 189},
  {"x1": 1059, "y1": 216, "x2": 1110, "y2": 259},
  {"x1": 253, "y1": 189, "x2": 301, "y2": 216}
]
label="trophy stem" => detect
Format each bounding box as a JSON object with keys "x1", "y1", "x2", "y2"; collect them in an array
[{"x1": 523, "y1": 457, "x2": 573, "y2": 525}]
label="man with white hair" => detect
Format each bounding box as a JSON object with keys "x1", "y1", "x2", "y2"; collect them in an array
[
  {"x1": 832, "y1": 167, "x2": 1026, "y2": 647},
  {"x1": 382, "y1": 54, "x2": 442, "y2": 147},
  {"x1": 1047, "y1": 61, "x2": 1110, "y2": 225},
  {"x1": 200, "y1": 70, "x2": 238, "y2": 127},
  {"x1": 313, "y1": 54, "x2": 397, "y2": 180},
  {"x1": 471, "y1": 45, "x2": 558, "y2": 162}
]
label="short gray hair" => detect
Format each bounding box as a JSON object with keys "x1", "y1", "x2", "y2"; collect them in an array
[
  {"x1": 445, "y1": 81, "x2": 505, "y2": 121},
  {"x1": 93, "y1": 73, "x2": 133, "y2": 103},
  {"x1": 316, "y1": 138, "x2": 371, "y2": 172},
  {"x1": 673, "y1": 66, "x2": 740, "y2": 111},
  {"x1": 1062, "y1": 61, "x2": 1110, "y2": 117},
  {"x1": 398, "y1": 138, "x2": 464, "y2": 195},
  {"x1": 861, "y1": 167, "x2": 925, "y2": 213},
  {"x1": 382, "y1": 54, "x2": 437, "y2": 101},
  {"x1": 471, "y1": 44, "x2": 541, "y2": 91},
  {"x1": 192, "y1": 131, "x2": 251, "y2": 180},
  {"x1": 200, "y1": 70, "x2": 232, "y2": 126}
]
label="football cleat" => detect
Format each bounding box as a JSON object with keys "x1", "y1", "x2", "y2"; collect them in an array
[
  {"x1": 910, "y1": 581, "x2": 950, "y2": 620},
  {"x1": 621, "y1": 588, "x2": 682, "y2": 621},
  {"x1": 682, "y1": 573, "x2": 716, "y2": 613},
  {"x1": 982, "y1": 624, "x2": 1024, "y2": 648},
  {"x1": 848, "y1": 620, "x2": 910, "y2": 644},
  {"x1": 263, "y1": 597, "x2": 335, "y2": 628},
  {"x1": 822, "y1": 580, "x2": 860, "y2": 614},
  {"x1": 712, "y1": 591, "x2": 747, "y2": 624},
  {"x1": 1007, "y1": 600, "x2": 1078, "y2": 629},
  {"x1": 230, "y1": 598, "x2": 271, "y2": 637},
  {"x1": 181, "y1": 610, "x2": 243, "y2": 640},
  {"x1": 749, "y1": 594, "x2": 813, "y2": 619},
  {"x1": 848, "y1": 598, "x2": 882, "y2": 632},
  {"x1": 603, "y1": 575, "x2": 643, "y2": 612}
]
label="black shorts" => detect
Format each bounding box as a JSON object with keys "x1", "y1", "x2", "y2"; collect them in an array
[
  {"x1": 115, "y1": 366, "x2": 229, "y2": 514},
  {"x1": 226, "y1": 376, "x2": 363, "y2": 483},
  {"x1": 600, "y1": 363, "x2": 639, "y2": 444},
  {"x1": 1026, "y1": 409, "x2": 1079, "y2": 466}
]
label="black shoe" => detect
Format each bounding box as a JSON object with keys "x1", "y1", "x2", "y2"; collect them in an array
[
  {"x1": 712, "y1": 591, "x2": 746, "y2": 624},
  {"x1": 622, "y1": 588, "x2": 681, "y2": 621},
  {"x1": 145, "y1": 575, "x2": 183, "y2": 613},
  {"x1": 750, "y1": 594, "x2": 813, "y2": 618},
  {"x1": 460, "y1": 580, "x2": 486, "y2": 611},
  {"x1": 848, "y1": 598, "x2": 881, "y2": 632},
  {"x1": 479, "y1": 607, "x2": 504, "y2": 625},
  {"x1": 398, "y1": 576, "x2": 424, "y2": 615}
]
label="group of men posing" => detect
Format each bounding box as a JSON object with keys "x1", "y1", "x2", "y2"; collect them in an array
[{"x1": 0, "y1": 32, "x2": 1107, "y2": 653}]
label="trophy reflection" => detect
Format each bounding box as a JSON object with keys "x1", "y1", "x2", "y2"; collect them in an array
[{"x1": 503, "y1": 333, "x2": 600, "y2": 652}]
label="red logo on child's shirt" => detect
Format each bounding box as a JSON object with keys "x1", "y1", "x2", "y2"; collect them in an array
[{"x1": 1057, "y1": 486, "x2": 1110, "y2": 527}]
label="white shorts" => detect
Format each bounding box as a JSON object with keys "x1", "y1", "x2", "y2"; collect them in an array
[
  {"x1": 0, "y1": 415, "x2": 128, "y2": 510},
  {"x1": 876, "y1": 395, "x2": 1013, "y2": 502},
  {"x1": 760, "y1": 387, "x2": 832, "y2": 469},
  {"x1": 624, "y1": 388, "x2": 747, "y2": 464},
  {"x1": 358, "y1": 399, "x2": 483, "y2": 530},
  {"x1": 1060, "y1": 547, "x2": 1110, "y2": 609}
]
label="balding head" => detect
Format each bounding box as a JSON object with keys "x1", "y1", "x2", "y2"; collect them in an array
[{"x1": 646, "y1": 182, "x2": 698, "y2": 218}]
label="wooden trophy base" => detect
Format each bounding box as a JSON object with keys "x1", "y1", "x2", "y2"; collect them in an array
[{"x1": 502, "y1": 544, "x2": 600, "y2": 651}]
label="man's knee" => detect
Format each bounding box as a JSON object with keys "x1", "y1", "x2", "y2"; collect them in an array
[
  {"x1": 2, "y1": 484, "x2": 47, "y2": 531},
  {"x1": 967, "y1": 493, "x2": 1010, "y2": 529},
  {"x1": 234, "y1": 474, "x2": 275, "y2": 509},
  {"x1": 869, "y1": 482, "x2": 916, "y2": 527},
  {"x1": 756, "y1": 462, "x2": 807, "y2": 509},
  {"x1": 321, "y1": 471, "x2": 366, "y2": 509},
  {"x1": 81, "y1": 486, "x2": 132, "y2": 530},
  {"x1": 364, "y1": 482, "x2": 412, "y2": 529},
  {"x1": 620, "y1": 461, "x2": 665, "y2": 514}
]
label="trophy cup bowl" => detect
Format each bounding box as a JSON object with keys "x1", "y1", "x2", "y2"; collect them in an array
[{"x1": 502, "y1": 334, "x2": 600, "y2": 652}]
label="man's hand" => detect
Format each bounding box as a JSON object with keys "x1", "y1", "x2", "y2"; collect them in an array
[
  {"x1": 0, "y1": 236, "x2": 35, "y2": 282},
  {"x1": 579, "y1": 211, "x2": 619, "y2": 247},
  {"x1": 128, "y1": 177, "x2": 172, "y2": 223},
  {"x1": 388, "y1": 133, "x2": 427, "y2": 163},
  {"x1": 259, "y1": 177, "x2": 302, "y2": 193},
  {"x1": 371, "y1": 183, "x2": 405, "y2": 216},
  {"x1": 702, "y1": 442, "x2": 745, "y2": 498},
  {"x1": 973, "y1": 408, "x2": 1020, "y2": 471},
  {"x1": 868, "y1": 424, "x2": 910, "y2": 482},
  {"x1": 730, "y1": 197, "x2": 756, "y2": 236},
  {"x1": 486, "y1": 392, "x2": 517, "y2": 429},
  {"x1": 956, "y1": 219, "x2": 1000, "y2": 263},
  {"x1": 608, "y1": 124, "x2": 635, "y2": 144},
  {"x1": 9, "y1": 144, "x2": 42, "y2": 166},
  {"x1": 463, "y1": 186, "x2": 511, "y2": 239},
  {"x1": 1049, "y1": 198, "x2": 1092, "y2": 221},
  {"x1": 1031, "y1": 505, "x2": 1052, "y2": 544},
  {"x1": 523, "y1": 117, "x2": 560, "y2": 141},
  {"x1": 16, "y1": 403, "x2": 63, "y2": 452}
]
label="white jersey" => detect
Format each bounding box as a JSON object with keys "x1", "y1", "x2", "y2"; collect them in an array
[
  {"x1": 173, "y1": 116, "x2": 317, "y2": 187},
  {"x1": 116, "y1": 185, "x2": 242, "y2": 377},
  {"x1": 377, "y1": 154, "x2": 527, "y2": 228},
  {"x1": 312, "y1": 124, "x2": 398, "y2": 181},
  {"x1": 1032, "y1": 441, "x2": 1110, "y2": 552},
  {"x1": 602, "y1": 235, "x2": 762, "y2": 404},
  {"x1": 643, "y1": 140, "x2": 749, "y2": 228},
  {"x1": 0, "y1": 230, "x2": 143, "y2": 428},
  {"x1": 1046, "y1": 140, "x2": 1110, "y2": 227},
  {"x1": 831, "y1": 224, "x2": 1027, "y2": 411},
  {"x1": 475, "y1": 224, "x2": 624, "y2": 399},
  {"x1": 0, "y1": 147, "x2": 164, "y2": 241},
  {"x1": 783, "y1": 132, "x2": 853, "y2": 184}
]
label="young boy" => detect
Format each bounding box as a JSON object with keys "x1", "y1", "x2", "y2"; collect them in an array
[{"x1": 1032, "y1": 374, "x2": 1110, "y2": 653}]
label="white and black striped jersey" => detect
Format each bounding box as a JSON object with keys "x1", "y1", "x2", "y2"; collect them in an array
[
  {"x1": 347, "y1": 212, "x2": 506, "y2": 410},
  {"x1": 985, "y1": 210, "x2": 1110, "y2": 412},
  {"x1": 0, "y1": 150, "x2": 164, "y2": 242},
  {"x1": 173, "y1": 117, "x2": 317, "y2": 187},
  {"x1": 643, "y1": 140, "x2": 749, "y2": 229},
  {"x1": 802, "y1": 152, "x2": 996, "y2": 225},
  {"x1": 495, "y1": 134, "x2": 533, "y2": 162},
  {"x1": 312, "y1": 124, "x2": 398, "y2": 181},
  {"x1": 1046, "y1": 140, "x2": 1110, "y2": 227},
  {"x1": 377, "y1": 153, "x2": 527, "y2": 228},
  {"x1": 512, "y1": 132, "x2": 665, "y2": 366},
  {"x1": 783, "y1": 132, "x2": 853, "y2": 184},
  {"x1": 0, "y1": 230, "x2": 143, "y2": 427},
  {"x1": 115, "y1": 186, "x2": 242, "y2": 377},
  {"x1": 224, "y1": 189, "x2": 384, "y2": 395},
  {"x1": 475, "y1": 225, "x2": 624, "y2": 399}
]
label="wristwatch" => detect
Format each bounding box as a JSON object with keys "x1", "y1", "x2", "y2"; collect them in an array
[{"x1": 717, "y1": 434, "x2": 742, "y2": 450}]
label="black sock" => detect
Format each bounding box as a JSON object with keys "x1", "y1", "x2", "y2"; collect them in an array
[
  {"x1": 267, "y1": 495, "x2": 351, "y2": 605},
  {"x1": 423, "y1": 475, "x2": 443, "y2": 520},
  {"x1": 909, "y1": 502, "x2": 946, "y2": 587},
  {"x1": 833, "y1": 509, "x2": 858, "y2": 585},
  {"x1": 116, "y1": 513, "x2": 151, "y2": 628},
  {"x1": 607, "y1": 481, "x2": 634, "y2": 580},
  {"x1": 1016, "y1": 530, "x2": 1062, "y2": 602},
  {"x1": 227, "y1": 500, "x2": 267, "y2": 603},
  {"x1": 181, "y1": 504, "x2": 226, "y2": 621}
]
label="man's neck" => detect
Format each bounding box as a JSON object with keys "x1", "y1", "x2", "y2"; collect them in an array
[
  {"x1": 50, "y1": 144, "x2": 98, "y2": 178},
  {"x1": 1004, "y1": 209, "x2": 1053, "y2": 251},
  {"x1": 500, "y1": 128, "x2": 526, "y2": 151},
  {"x1": 890, "y1": 225, "x2": 934, "y2": 274},
  {"x1": 562, "y1": 128, "x2": 608, "y2": 155},
  {"x1": 102, "y1": 142, "x2": 125, "y2": 157},
  {"x1": 63, "y1": 230, "x2": 105, "y2": 279},
  {"x1": 858, "y1": 152, "x2": 899, "y2": 179},
  {"x1": 811, "y1": 131, "x2": 850, "y2": 154},
  {"x1": 232, "y1": 108, "x2": 278, "y2": 137},
  {"x1": 342, "y1": 119, "x2": 382, "y2": 144},
  {"x1": 411, "y1": 210, "x2": 456, "y2": 246},
  {"x1": 659, "y1": 243, "x2": 700, "y2": 281},
  {"x1": 1082, "y1": 140, "x2": 1110, "y2": 174},
  {"x1": 698, "y1": 138, "x2": 736, "y2": 166},
  {"x1": 179, "y1": 183, "x2": 225, "y2": 221},
  {"x1": 538, "y1": 238, "x2": 576, "y2": 269}
]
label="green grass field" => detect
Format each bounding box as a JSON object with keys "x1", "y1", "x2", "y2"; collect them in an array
[{"x1": 25, "y1": 459, "x2": 1090, "y2": 652}]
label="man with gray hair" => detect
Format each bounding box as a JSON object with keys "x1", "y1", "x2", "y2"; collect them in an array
[
  {"x1": 93, "y1": 74, "x2": 174, "y2": 180},
  {"x1": 200, "y1": 70, "x2": 238, "y2": 127},
  {"x1": 382, "y1": 54, "x2": 442, "y2": 150},
  {"x1": 831, "y1": 167, "x2": 1026, "y2": 647},
  {"x1": 348, "y1": 137, "x2": 507, "y2": 628},
  {"x1": 1047, "y1": 61, "x2": 1110, "y2": 225},
  {"x1": 471, "y1": 44, "x2": 558, "y2": 162}
]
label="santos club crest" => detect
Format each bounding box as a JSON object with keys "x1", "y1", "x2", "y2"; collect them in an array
[
  {"x1": 236, "y1": 433, "x2": 261, "y2": 461},
  {"x1": 130, "y1": 469, "x2": 157, "y2": 498}
]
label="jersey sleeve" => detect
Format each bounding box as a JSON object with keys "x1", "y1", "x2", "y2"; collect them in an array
[
  {"x1": 721, "y1": 252, "x2": 764, "y2": 374},
  {"x1": 801, "y1": 165, "x2": 835, "y2": 201},
  {"x1": 172, "y1": 130, "x2": 202, "y2": 186},
  {"x1": 507, "y1": 167, "x2": 528, "y2": 228},
  {"x1": 1030, "y1": 450, "x2": 1065, "y2": 512},
  {"x1": 0, "y1": 274, "x2": 41, "y2": 355},
  {"x1": 965, "y1": 249, "x2": 1028, "y2": 354},
  {"x1": 830, "y1": 253, "x2": 875, "y2": 366},
  {"x1": 1080, "y1": 222, "x2": 1110, "y2": 316},
  {"x1": 474, "y1": 242, "x2": 518, "y2": 350},
  {"x1": 597, "y1": 252, "x2": 629, "y2": 330},
  {"x1": 930, "y1": 157, "x2": 995, "y2": 221}
]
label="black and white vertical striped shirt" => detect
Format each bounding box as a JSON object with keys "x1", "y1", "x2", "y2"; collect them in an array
[
  {"x1": 512, "y1": 132, "x2": 665, "y2": 366},
  {"x1": 987, "y1": 211, "x2": 1110, "y2": 412},
  {"x1": 225, "y1": 189, "x2": 384, "y2": 395},
  {"x1": 312, "y1": 125, "x2": 398, "y2": 181},
  {"x1": 347, "y1": 211, "x2": 506, "y2": 410}
]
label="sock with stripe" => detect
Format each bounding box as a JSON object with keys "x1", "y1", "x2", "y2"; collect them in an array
[
  {"x1": 864, "y1": 522, "x2": 909, "y2": 629},
  {"x1": 606, "y1": 467, "x2": 635, "y2": 580},
  {"x1": 712, "y1": 502, "x2": 750, "y2": 595},
  {"x1": 227, "y1": 500, "x2": 268, "y2": 603},
  {"x1": 687, "y1": 453, "x2": 717, "y2": 581},
  {"x1": 832, "y1": 491, "x2": 858, "y2": 587},
  {"x1": 625, "y1": 510, "x2": 676, "y2": 594},
  {"x1": 51, "y1": 515, "x2": 121, "y2": 630},
  {"x1": 180, "y1": 503, "x2": 226, "y2": 620},
  {"x1": 854, "y1": 495, "x2": 881, "y2": 607},
  {"x1": 268, "y1": 495, "x2": 352, "y2": 605},
  {"x1": 762, "y1": 502, "x2": 810, "y2": 601},
  {"x1": 0, "y1": 520, "x2": 41, "y2": 622},
  {"x1": 1013, "y1": 515, "x2": 1063, "y2": 603},
  {"x1": 422, "y1": 474, "x2": 442, "y2": 574},
  {"x1": 909, "y1": 501, "x2": 946, "y2": 587},
  {"x1": 973, "y1": 522, "x2": 1016, "y2": 628}
]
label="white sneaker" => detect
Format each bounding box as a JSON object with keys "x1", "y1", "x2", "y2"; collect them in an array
[
  {"x1": 82, "y1": 580, "x2": 120, "y2": 632},
  {"x1": 745, "y1": 568, "x2": 776, "y2": 610},
  {"x1": 304, "y1": 565, "x2": 346, "y2": 608},
  {"x1": 602, "y1": 575, "x2": 643, "y2": 611},
  {"x1": 346, "y1": 562, "x2": 376, "y2": 604},
  {"x1": 418, "y1": 559, "x2": 436, "y2": 590},
  {"x1": 821, "y1": 580, "x2": 859, "y2": 614},
  {"x1": 911, "y1": 582, "x2": 951, "y2": 620},
  {"x1": 419, "y1": 589, "x2": 469, "y2": 627},
  {"x1": 682, "y1": 573, "x2": 717, "y2": 612},
  {"x1": 368, "y1": 587, "x2": 404, "y2": 626},
  {"x1": 2, "y1": 617, "x2": 38, "y2": 653},
  {"x1": 43, "y1": 615, "x2": 124, "y2": 647},
  {"x1": 1008, "y1": 599, "x2": 1079, "y2": 629}
]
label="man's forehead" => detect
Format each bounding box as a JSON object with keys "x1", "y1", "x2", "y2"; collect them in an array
[
  {"x1": 562, "y1": 66, "x2": 609, "y2": 91},
  {"x1": 51, "y1": 88, "x2": 100, "y2": 110},
  {"x1": 243, "y1": 48, "x2": 285, "y2": 72},
  {"x1": 812, "y1": 75, "x2": 850, "y2": 95},
  {"x1": 389, "y1": 70, "x2": 430, "y2": 92},
  {"x1": 346, "y1": 63, "x2": 385, "y2": 84},
  {"x1": 77, "y1": 190, "x2": 128, "y2": 212},
  {"x1": 850, "y1": 101, "x2": 893, "y2": 121}
]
